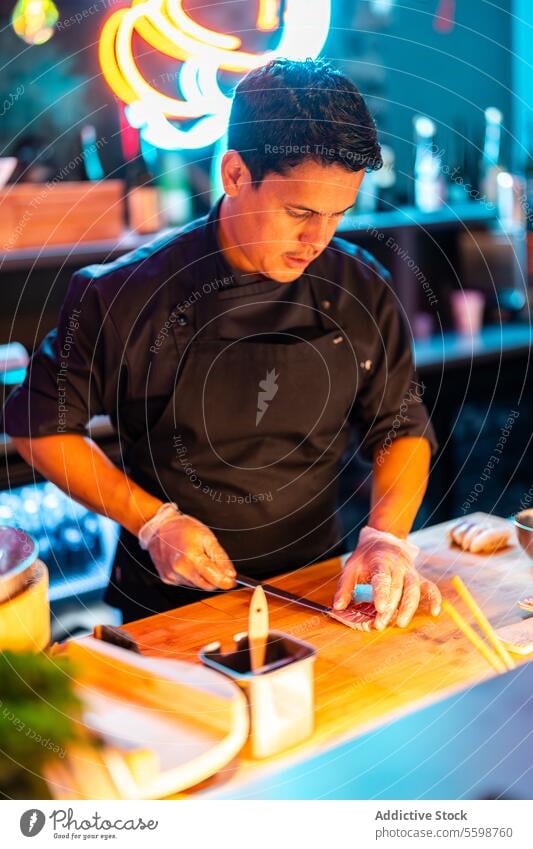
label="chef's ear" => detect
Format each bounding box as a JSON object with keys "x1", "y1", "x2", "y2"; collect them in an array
[{"x1": 220, "y1": 150, "x2": 252, "y2": 196}]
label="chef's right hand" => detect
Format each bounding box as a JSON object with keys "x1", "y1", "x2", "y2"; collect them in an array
[{"x1": 138, "y1": 503, "x2": 236, "y2": 590}]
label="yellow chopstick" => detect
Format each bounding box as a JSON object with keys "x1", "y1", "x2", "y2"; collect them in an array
[
  {"x1": 451, "y1": 576, "x2": 516, "y2": 670},
  {"x1": 442, "y1": 599, "x2": 506, "y2": 673}
]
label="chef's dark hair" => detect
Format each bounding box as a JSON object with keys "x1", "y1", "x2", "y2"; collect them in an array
[{"x1": 227, "y1": 57, "x2": 382, "y2": 185}]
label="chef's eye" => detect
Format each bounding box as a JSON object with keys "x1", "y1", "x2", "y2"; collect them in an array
[{"x1": 287, "y1": 209, "x2": 311, "y2": 220}]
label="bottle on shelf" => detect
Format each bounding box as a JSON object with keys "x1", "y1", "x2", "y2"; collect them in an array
[
  {"x1": 374, "y1": 144, "x2": 397, "y2": 211},
  {"x1": 525, "y1": 145, "x2": 533, "y2": 288},
  {"x1": 480, "y1": 107, "x2": 504, "y2": 204},
  {"x1": 413, "y1": 116, "x2": 446, "y2": 212},
  {"x1": 447, "y1": 120, "x2": 470, "y2": 205},
  {"x1": 157, "y1": 150, "x2": 192, "y2": 227},
  {"x1": 126, "y1": 155, "x2": 162, "y2": 235}
]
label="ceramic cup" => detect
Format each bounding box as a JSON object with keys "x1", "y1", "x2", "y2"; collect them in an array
[{"x1": 450, "y1": 289, "x2": 485, "y2": 335}]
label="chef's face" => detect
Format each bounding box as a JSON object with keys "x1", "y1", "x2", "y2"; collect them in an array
[{"x1": 219, "y1": 154, "x2": 365, "y2": 283}]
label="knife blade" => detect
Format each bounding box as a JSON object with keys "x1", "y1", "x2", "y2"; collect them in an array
[{"x1": 236, "y1": 573, "x2": 331, "y2": 616}]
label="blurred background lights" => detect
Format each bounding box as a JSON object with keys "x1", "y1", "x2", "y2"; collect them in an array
[{"x1": 11, "y1": 0, "x2": 59, "y2": 46}]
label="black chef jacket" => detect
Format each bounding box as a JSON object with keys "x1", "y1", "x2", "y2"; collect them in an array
[{"x1": 2, "y1": 197, "x2": 438, "y2": 617}]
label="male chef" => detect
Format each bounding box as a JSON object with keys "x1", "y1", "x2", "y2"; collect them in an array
[{"x1": 3, "y1": 58, "x2": 442, "y2": 626}]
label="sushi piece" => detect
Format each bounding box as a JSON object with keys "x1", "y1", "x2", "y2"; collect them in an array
[{"x1": 448, "y1": 520, "x2": 512, "y2": 553}]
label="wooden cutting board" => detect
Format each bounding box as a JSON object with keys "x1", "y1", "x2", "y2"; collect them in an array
[{"x1": 118, "y1": 512, "x2": 533, "y2": 796}]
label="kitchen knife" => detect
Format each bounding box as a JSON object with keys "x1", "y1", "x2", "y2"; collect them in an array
[{"x1": 236, "y1": 573, "x2": 331, "y2": 616}]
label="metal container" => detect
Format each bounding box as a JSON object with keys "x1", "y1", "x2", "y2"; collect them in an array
[
  {"x1": 200, "y1": 630, "x2": 316, "y2": 759},
  {"x1": 515, "y1": 509, "x2": 533, "y2": 560},
  {"x1": 0, "y1": 526, "x2": 38, "y2": 603}
]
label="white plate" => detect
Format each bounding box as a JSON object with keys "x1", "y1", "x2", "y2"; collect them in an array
[{"x1": 61, "y1": 638, "x2": 249, "y2": 799}]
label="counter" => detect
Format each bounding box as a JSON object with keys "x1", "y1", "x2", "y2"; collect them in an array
[{"x1": 117, "y1": 511, "x2": 532, "y2": 799}]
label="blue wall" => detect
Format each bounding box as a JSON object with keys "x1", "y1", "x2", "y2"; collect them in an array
[{"x1": 328, "y1": 0, "x2": 514, "y2": 199}]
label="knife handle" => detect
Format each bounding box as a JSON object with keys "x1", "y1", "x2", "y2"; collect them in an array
[{"x1": 248, "y1": 585, "x2": 269, "y2": 672}]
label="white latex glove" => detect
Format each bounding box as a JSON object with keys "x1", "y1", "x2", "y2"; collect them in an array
[
  {"x1": 333, "y1": 526, "x2": 442, "y2": 629},
  {"x1": 138, "y1": 503, "x2": 236, "y2": 590}
]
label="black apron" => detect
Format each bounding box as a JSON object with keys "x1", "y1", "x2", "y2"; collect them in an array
[{"x1": 105, "y1": 269, "x2": 360, "y2": 620}]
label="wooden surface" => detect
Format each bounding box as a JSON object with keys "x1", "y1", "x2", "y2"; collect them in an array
[
  {"x1": 122, "y1": 512, "x2": 533, "y2": 798},
  {"x1": 0, "y1": 180, "x2": 124, "y2": 250}
]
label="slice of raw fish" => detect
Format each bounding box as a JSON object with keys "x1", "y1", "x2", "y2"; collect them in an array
[{"x1": 328, "y1": 602, "x2": 382, "y2": 631}]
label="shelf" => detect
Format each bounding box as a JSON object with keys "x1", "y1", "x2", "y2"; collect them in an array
[
  {"x1": 414, "y1": 322, "x2": 532, "y2": 373},
  {"x1": 48, "y1": 515, "x2": 119, "y2": 604},
  {"x1": 339, "y1": 202, "x2": 497, "y2": 235},
  {"x1": 0, "y1": 203, "x2": 497, "y2": 272},
  {"x1": 1, "y1": 415, "x2": 116, "y2": 461},
  {"x1": 48, "y1": 562, "x2": 112, "y2": 603},
  {"x1": 0, "y1": 229, "x2": 169, "y2": 272},
  {"x1": 2, "y1": 325, "x2": 530, "y2": 461}
]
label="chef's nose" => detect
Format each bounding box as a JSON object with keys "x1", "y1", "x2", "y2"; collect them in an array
[{"x1": 299, "y1": 214, "x2": 329, "y2": 250}]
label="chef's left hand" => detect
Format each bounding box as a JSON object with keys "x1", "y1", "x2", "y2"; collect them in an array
[{"x1": 333, "y1": 526, "x2": 442, "y2": 630}]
